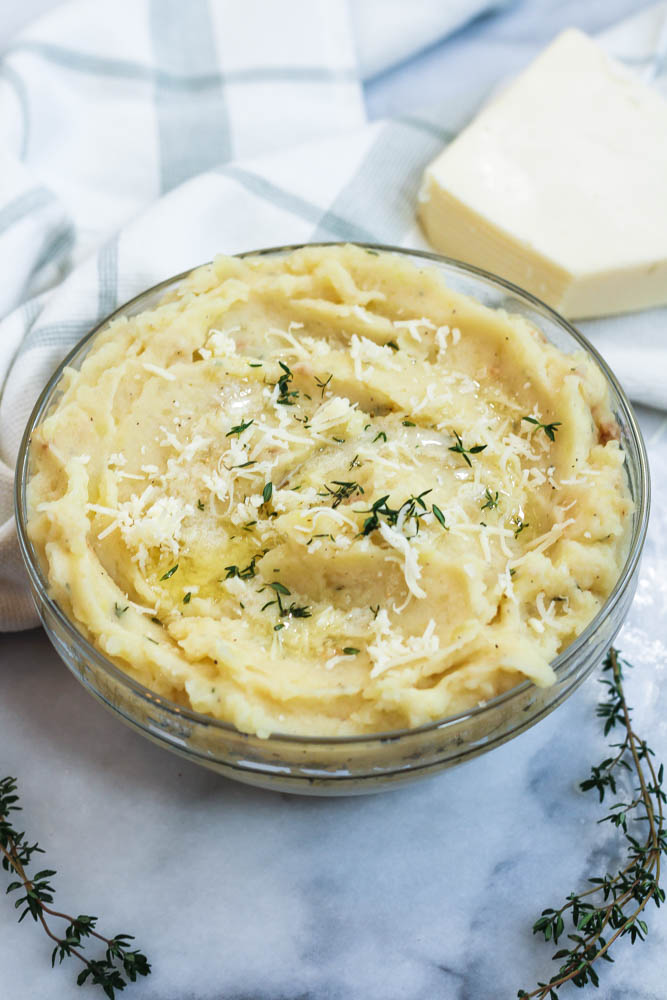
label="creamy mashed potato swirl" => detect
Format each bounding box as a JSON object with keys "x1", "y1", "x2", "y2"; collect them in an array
[{"x1": 28, "y1": 245, "x2": 632, "y2": 737}]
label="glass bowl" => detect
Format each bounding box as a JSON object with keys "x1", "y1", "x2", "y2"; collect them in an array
[{"x1": 15, "y1": 244, "x2": 650, "y2": 795}]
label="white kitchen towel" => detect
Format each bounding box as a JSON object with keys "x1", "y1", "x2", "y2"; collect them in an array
[
  {"x1": 350, "y1": 0, "x2": 511, "y2": 79},
  {"x1": 0, "y1": 0, "x2": 666, "y2": 630}
]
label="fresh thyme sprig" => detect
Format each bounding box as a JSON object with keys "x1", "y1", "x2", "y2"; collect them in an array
[
  {"x1": 518, "y1": 648, "x2": 666, "y2": 998},
  {"x1": 260, "y1": 581, "x2": 311, "y2": 621},
  {"x1": 359, "y1": 490, "x2": 432, "y2": 537},
  {"x1": 275, "y1": 362, "x2": 298, "y2": 406},
  {"x1": 0, "y1": 777, "x2": 150, "y2": 998},
  {"x1": 224, "y1": 554, "x2": 258, "y2": 580},
  {"x1": 314, "y1": 373, "x2": 332, "y2": 398},
  {"x1": 318, "y1": 480, "x2": 364, "y2": 509},
  {"x1": 448, "y1": 430, "x2": 487, "y2": 467},
  {"x1": 522, "y1": 416, "x2": 562, "y2": 442},
  {"x1": 225, "y1": 418, "x2": 254, "y2": 438},
  {"x1": 481, "y1": 488, "x2": 499, "y2": 511}
]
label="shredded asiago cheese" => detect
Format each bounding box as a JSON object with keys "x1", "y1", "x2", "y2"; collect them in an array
[
  {"x1": 142, "y1": 362, "x2": 176, "y2": 381},
  {"x1": 369, "y1": 619, "x2": 439, "y2": 678}
]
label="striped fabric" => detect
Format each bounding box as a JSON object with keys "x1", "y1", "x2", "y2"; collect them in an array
[{"x1": 1, "y1": 0, "x2": 666, "y2": 630}]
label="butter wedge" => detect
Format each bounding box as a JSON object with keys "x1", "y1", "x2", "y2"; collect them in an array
[{"x1": 418, "y1": 29, "x2": 667, "y2": 319}]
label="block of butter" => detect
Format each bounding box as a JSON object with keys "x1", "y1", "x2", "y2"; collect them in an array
[{"x1": 418, "y1": 29, "x2": 667, "y2": 319}]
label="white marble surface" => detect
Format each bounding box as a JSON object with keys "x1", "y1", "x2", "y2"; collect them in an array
[{"x1": 3, "y1": 2, "x2": 667, "y2": 998}]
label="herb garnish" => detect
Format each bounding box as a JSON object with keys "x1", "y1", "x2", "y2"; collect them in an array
[
  {"x1": 386, "y1": 341, "x2": 399, "y2": 351},
  {"x1": 372, "y1": 431, "x2": 387, "y2": 444},
  {"x1": 314, "y1": 373, "x2": 333, "y2": 398},
  {"x1": 262, "y1": 482, "x2": 273, "y2": 504},
  {"x1": 183, "y1": 592, "x2": 191, "y2": 604},
  {"x1": 518, "y1": 648, "x2": 666, "y2": 998},
  {"x1": 261, "y1": 581, "x2": 311, "y2": 621},
  {"x1": 448, "y1": 430, "x2": 487, "y2": 467},
  {"x1": 432, "y1": 504, "x2": 449, "y2": 531},
  {"x1": 114, "y1": 603, "x2": 128, "y2": 618},
  {"x1": 522, "y1": 416, "x2": 562, "y2": 442},
  {"x1": 160, "y1": 564, "x2": 178, "y2": 581},
  {"x1": 319, "y1": 480, "x2": 364, "y2": 509},
  {"x1": 513, "y1": 518, "x2": 529, "y2": 538},
  {"x1": 481, "y1": 489, "x2": 499, "y2": 511},
  {"x1": 402, "y1": 419, "x2": 416, "y2": 427},
  {"x1": 343, "y1": 648, "x2": 360, "y2": 655},
  {"x1": 309, "y1": 533, "x2": 336, "y2": 544},
  {"x1": 0, "y1": 777, "x2": 150, "y2": 997},
  {"x1": 360, "y1": 490, "x2": 432, "y2": 537},
  {"x1": 225, "y1": 418, "x2": 254, "y2": 438},
  {"x1": 196, "y1": 499, "x2": 205, "y2": 511},
  {"x1": 349, "y1": 454, "x2": 361, "y2": 471},
  {"x1": 224, "y1": 555, "x2": 258, "y2": 580},
  {"x1": 275, "y1": 362, "x2": 298, "y2": 406},
  {"x1": 231, "y1": 460, "x2": 256, "y2": 470}
]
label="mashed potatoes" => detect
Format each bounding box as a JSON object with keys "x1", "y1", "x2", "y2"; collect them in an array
[{"x1": 28, "y1": 245, "x2": 632, "y2": 737}]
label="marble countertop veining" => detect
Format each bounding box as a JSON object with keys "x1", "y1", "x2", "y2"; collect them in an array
[{"x1": 1, "y1": 406, "x2": 666, "y2": 999}]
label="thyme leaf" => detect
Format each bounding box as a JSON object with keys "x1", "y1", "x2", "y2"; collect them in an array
[{"x1": 432, "y1": 504, "x2": 449, "y2": 531}]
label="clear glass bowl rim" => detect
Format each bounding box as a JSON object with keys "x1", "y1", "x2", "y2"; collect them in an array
[{"x1": 14, "y1": 241, "x2": 651, "y2": 748}]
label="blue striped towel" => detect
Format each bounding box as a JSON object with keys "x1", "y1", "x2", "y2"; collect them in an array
[{"x1": 0, "y1": 0, "x2": 666, "y2": 629}]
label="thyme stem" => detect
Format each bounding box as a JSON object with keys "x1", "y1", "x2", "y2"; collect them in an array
[
  {"x1": 518, "y1": 648, "x2": 665, "y2": 998},
  {"x1": 0, "y1": 777, "x2": 150, "y2": 997}
]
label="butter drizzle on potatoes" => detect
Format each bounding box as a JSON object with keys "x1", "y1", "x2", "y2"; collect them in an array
[{"x1": 28, "y1": 245, "x2": 632, "y2": 738}]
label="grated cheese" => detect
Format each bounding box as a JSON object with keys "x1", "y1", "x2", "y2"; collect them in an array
[
  {"x1": 368, "y1": 619, "x2": 439, "y2": 678},
  {"x1": 378, "y1": 521, "x2": 426, "y2": 599},
  {"x1": 142, "y1": 362, "x2": 176, "y2": 381}
]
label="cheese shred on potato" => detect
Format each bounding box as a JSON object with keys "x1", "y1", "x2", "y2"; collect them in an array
[{"x1": 28, "y1": 245, "x2": 633, "y2": 737}]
